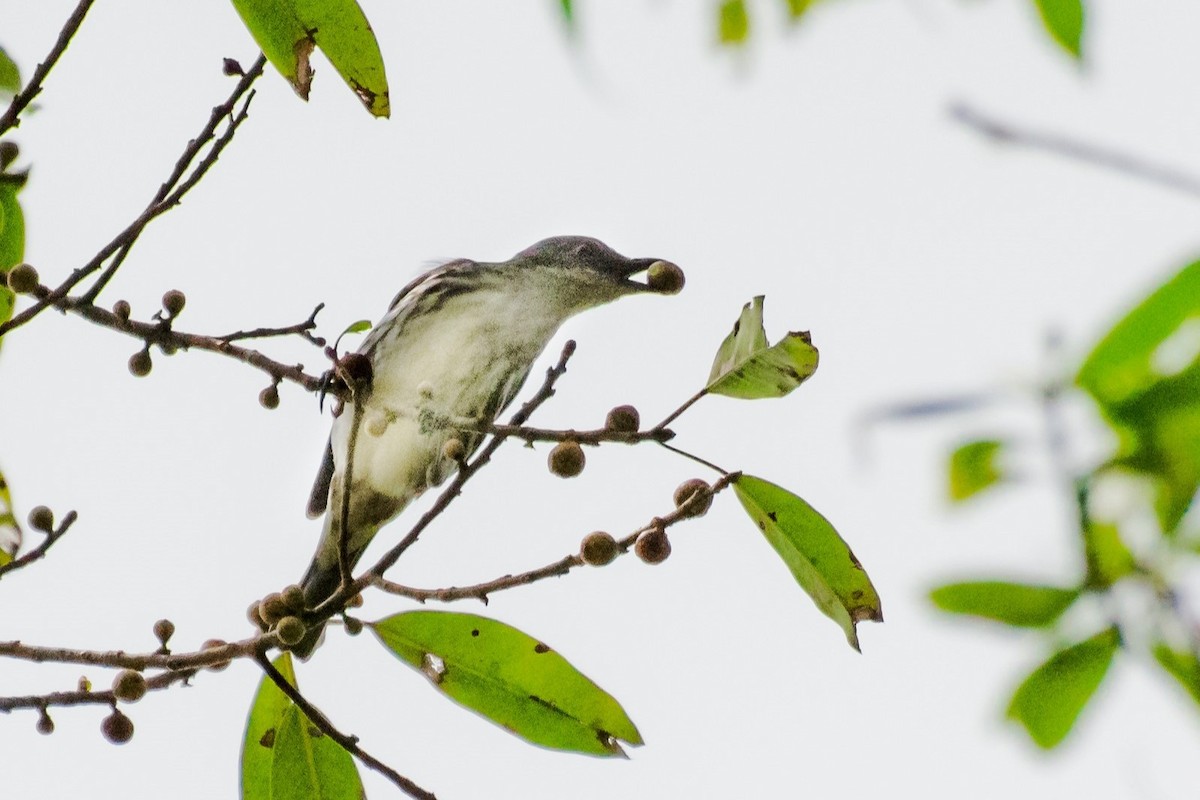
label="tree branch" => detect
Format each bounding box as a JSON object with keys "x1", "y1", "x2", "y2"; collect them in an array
[
  {"x1": 0, "y1": 631, "x2": 279, "y2": 671},
  {"x1": 950, "y1": 101, "x2": 1200, "y2": 200},
  {"x1": 0, "y1": 668, "x2": 194, "y2": 713},
  {"x1": 0, "y1": 510, "x2": 77, "y2": 580},
  {"x1": 253, "y1": 652, "x2": 437, "y2": 800},
  {"x1": 0, "y1": 0, "x2": 96, "y2": 136}
]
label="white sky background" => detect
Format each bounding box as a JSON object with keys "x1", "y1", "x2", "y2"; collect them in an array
[{"x1": 3, "y1": 1, "x2": 1200, "y2": 797}]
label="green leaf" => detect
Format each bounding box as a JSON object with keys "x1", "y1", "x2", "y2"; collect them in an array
[
  {"x1": 718, "y1": 0, "x2": 750, "y2": 45},
  {"x1": 559, "y1": 0, "x2": 574, "y2": 26},
  {"x1": 733, "y1": 474, "x2": 882, "y2": 651},
  {"x1": 0, "y1": 46, "x2": 19, "y2": 97},
  {"x1": 1152, "y1": 643, "x2": 1200, "y2": 707},
  {"x1": 242, "y1": 653, "x2": 298, "y2": 800},
  {"x1": 341, "y1": 319, "x2": 371, "y2": 336},
  {"x1": 784, "y1": 0, "x2": 815, "y2": 20},
  {"x1": 1082, "y1": 519, "x2": 1135, "y2": 589},
  {"x1": 1007, "y1": 627, "x2": 1120, "y2": 749},
  {"x1": 706, "y1": 296, "x2": 819, "y2": 399},
  {"x1": 930, "y1": 581, "x2": 1079, "y2": 627},
  {"x1": 0, "y1": 178, "x2": 25, "y2": 271},
  {"x1": 228, "y1": 0, "x2": 390, "y2": 117},
  {"x1": 1032, "y1": 0, "x2": 1084, "y2": 59},
  {"x1": 0, "y1": 466, "x2": 18, "y2": 567},
  {"x1": 271, "y1": 705, "x2": 363, "y2": 800},
  {"x1": 947, "y1": 439, "x2": 1004, "y2": 502},
  {"x1": 372, "y1": 610, "x2": 641, "y2": 756}
]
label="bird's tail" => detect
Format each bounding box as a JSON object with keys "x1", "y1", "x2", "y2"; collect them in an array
[{"x1": 292, "y1": 520, "x2": 378, "y2": 659}]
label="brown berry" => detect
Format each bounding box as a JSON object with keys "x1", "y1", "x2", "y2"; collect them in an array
[
  {"x1": 152, "y1": 619, "x2": 175, "y2": 647},
  {"x1": 604, "y1": 405, "x2": 640, "y2": 433},
  {"x1": 259, "y1": 385, "x2": 280, "y2": 410},
  {"x1": 339, "y1": 352, "x2": 373, "y2": 390},
  {"x1": 634, "y1": 528, "x2": 671, "y2": 564},
  {"x1": 343, "y1": 616, "x2": 364, "y2": 636},
  {"x1": 112, "y1": 670, "x2": 146, "y2": 703},
  {"x1": 260, "y1": 592, "x2": 288, "y2": 624},
  {"x1": 280, "y1": 584, "x2": 306, "y2": 613},
  {"x1": 646, "y1": 261, "x2": 685, "y2": 294},
  {"x1": 247, "y1": 600, "x2": 267, "y2": 630},
  {"x1": 36, "y1": 710, "x2": 54, "y2": 735},
  {"x1": 161, "y1": 289, "x2": 186, "y2": 317},
  {"x1": 580, "y1": 531, "x2": 619, "y2": 566},
  {"x1": 673, "y1": 478, "x2": 713, "y2": 518},
  {"x1": 28, "y1": 505, "x2": 54, "y2": 533},
  {"x1": 345, "y1": 593, "x2": 364, "y2": 608},
  {"x1": 201, "y1": 639, "x2": 230, "y2": 671},
  {"x1": 6, "y1": 263, "x2": 39, "y2": 294},
  {"x1": 128, "y1": 348, "x2": 152, "y2": 377},
  {"x1": 101, "y1": 709, "x2": 134, "y2": 744},
  {"x1": 548, "y1": 440, "x2": 585, "y2": 478},
  {"x1": 275, "y1": 616, "x2": 307, "y2": 647},
  {"x1": 442, "y1": 437, "x2": 465, "y2": 462},
  {"x1": 112, "y1": 300, "x2": 131, "y2": 321}
]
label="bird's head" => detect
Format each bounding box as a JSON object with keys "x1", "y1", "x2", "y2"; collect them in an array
[{"x1": 509, "y1": 236, "x2": 684, "y2": 310}]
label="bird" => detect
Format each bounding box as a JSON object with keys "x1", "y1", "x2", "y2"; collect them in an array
[{"x1": 293, "y1": 235, "x2": 682, "y2": 656}]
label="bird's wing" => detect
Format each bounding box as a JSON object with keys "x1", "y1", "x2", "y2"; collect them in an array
[{"x1": 306, "y1": 438, "x2": 335, "y2": 519}]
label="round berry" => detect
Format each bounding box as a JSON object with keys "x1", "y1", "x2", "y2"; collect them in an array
[
  {"x1": 6, "y1": 263, "x2": 39, "y2": 294},
  {"x1": 112, "y1": 300, "x2": 132, "y2": 321},
  {"x1": 343, "y1": 616, "x2": 364, "y2": 636},
  {"x1": 275, "y1": 616, "x2": 307, "y2": 647},
  {"x1": 259, "y1": 385, "x2": 280, "y2": 410},
  {"x1": 152, "y1": 619, "x2": 175, "y2": 646},
  {"x1": 442, "y1": 437, "x2": 465, "y2": 462},
  {"x1": 646, "y1": 261, "x2": 685, "y2": 295},
  {"x1": 634, "y1": 528, "x2": 671, "y2": 565},
  {"x1": 604, "y1": 405, "x2": 640, "y2": 433},
  {"x1": 112, "y1": 670, "x2": 146, "y2": 703},
  {"x1": 580, "y1": 531, "x2": 619, "y2": 566},
  {"x1": 28, "y1": 505, "x2": 54, "y2": 533},
  {"x1": 101, "y1": 709, "x2": 134, "y2": 744},
  {"x1": 161, "y1": 289, "x2": 186, "y2": 317},
  {"x1": 673, "y1": 478, "x2": 713, "y2": 518},
  {"x1": 281, "y1": 584, "x2": 306, "y2": 613},
  {"x1": 260, "y1": 592, "x2": 288, "y2": 624},
  {"x1": 128, "y1": 349, "x2": 152, "y2": 377},
  {"x1": 36, "y1": 711, "x2": 54, "y2": 735},
  {"x1": 548, "y1": 440, "x2": 585, "y2": 478}
]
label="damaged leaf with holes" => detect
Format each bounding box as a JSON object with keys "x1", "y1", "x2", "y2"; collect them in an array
[
  {"x1": 241, "y1": 652, "x2": 362, "y2": 800},
  {"x1": 733, "y1": 474, "x2": 882, "y2": 651},
  {"x1": 1077, "y1": 257, "x2": 1200, "y2": 533},
  {"x1": 706, "y1": 296, "x2": 819, "y2": 399},
  {"x1": 1007, "y1": 626, "x2": 1120, "y2": 749},
  {"x1": 930, "y1": 580, "x2": 1079, "y2": 628},
  {"x1": 372, "y1": 610, "x2": 642, "y2": 756},
  {"x1": 228, "y1": 0, "x2": 390, "y2": 117}
]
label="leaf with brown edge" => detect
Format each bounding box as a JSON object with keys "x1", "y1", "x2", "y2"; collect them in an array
[{"x1": 706, "y1": 296, "x2": 819, "y2": 399}]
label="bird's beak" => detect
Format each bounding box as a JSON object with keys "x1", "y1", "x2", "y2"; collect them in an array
[{"x1": 619, "y1": 258, "x2": 685, "y2": 295}]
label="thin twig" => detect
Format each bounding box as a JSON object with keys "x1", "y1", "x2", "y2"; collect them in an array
[
  {"x1": 484, "y1": 422, "x2": 673, "y2": 445},
  {"x1": 656, "y1": 440, "x2": 729, "y2": 476},
  {"x1": 375, "y1": 472, "x2": 739, "y2": 603},
  {"x1": 254, "y1": 652, "x2": 437, "y2": 800},
  {"x1": 655, "y1": 387, "x2": 707, "y2": 430},
  {"x1": 950, "y1": 101, "x2": 1200, "y2": 200},
  {"x1": 0, "y1": 631, "x2": 279, "y2": 671},
  {"x1": 217, "y1": 303, "x2": 326, "y2": 345},
  {"x1": 0, "y1": 668, "x2": 194, "y2": 713},
  {"x1": 0, "y1": 0, "x2": 96, "y2": 136},
  {"x1": 0, "y1": 55, "x2": 267, "y2": 336},
  {"x1": 0, "y1": 510, "x2": 77, "y2": 580}
]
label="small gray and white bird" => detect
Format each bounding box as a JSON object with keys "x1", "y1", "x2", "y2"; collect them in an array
[{"x1": 296, "y1": 236, "x2": 681, "y2": 655}]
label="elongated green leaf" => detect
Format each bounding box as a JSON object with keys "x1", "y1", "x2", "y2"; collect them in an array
[
  {"x1": 784, "y1": 0, "x2": 815, "y2": 21},
  {"x1": 1152, "y1": 643, "x2": 1200, "y2": 707},
  {"x1": 1007, "y1": 627, "x2": 1120, "y2": 749},
  {"x1": 1032, "y1": 0, "x2": 1084, "y2": 59},
  {"x1": 930, "y1": 581, "x2": 1079, "y2": 627},
  {"x1": 0, "y1": 177, "x2": 25, "y2": 342},
  {"x1": 242, "y1": 653, "x2": 298, "y2": 800},
  {"x1": 733, "y1": 474, "x2": 882, "y2": 651},
  {"x1": 0, "y1": 467, "x2": 19, "y2": 567},
  {"x1": 1082, "y1": 520, "x2": 1135, "y2": 589},
  {"x1": 271, "y1": 705, "x2": 362, "y2": 800},
  {"x1": 229, "y1": 0, "x2": 390, "y2": 117},
  {"x1": 947, "y1": 439, "x2": 1004, "y2": 502},
  {"x1": 0, "y1": 46, "x2": 19, "y2": 97},
  {"x1": 372, "y1": 610, "x2": 641, "y2": 756},
  {"x1": 706, "y1": 296, "x2": 819, "y2": 399},
  {"x1": 718, "y1": 0, "x2": 750, "y2": 44}
]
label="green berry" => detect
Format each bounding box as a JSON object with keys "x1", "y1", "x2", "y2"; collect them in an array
[
  {"x1": 580, "y1": 531, "x2": 619, "y2": 566},
  {"x1": 28, "y1": 505, "x2": 54, "y2": 533},
  {"x1": 101, "y1": 710, "x2": 134, "y2": 744},
  {"x1": 128, "y1": 349, "x2": 152, "y2": 377},
  {"x1": 161, "y1": 289, "x2": 186, "y2": 317},
  {"x1": 634, "y1": 528, "x2": 671, "y2": 565},
  {"x1": 673, "y1": 478, "x2": 713, "y2": 518},
  {"x1": 276, "y1": 616, "x2": 307, "y2": 647},
  {"x1": 604, "y1": 405, "x2": 640, "y2": 433},
  {"x1": 6, "y1": 263, "x2": 39, "y2": 294},
  {"x1": 646, "y1": 261, "x2": 685, "y2": 294},
  {"x1": 548, "y1": 440, "x2": 585, "y2": 478},
  {"x1": 112, "y1": 670, "x2": 146, "y2": 703}
]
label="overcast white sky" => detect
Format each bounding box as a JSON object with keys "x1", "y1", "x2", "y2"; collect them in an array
[{"x1": 3, "y1": 1, "x2": 1200, "y2": 798}]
